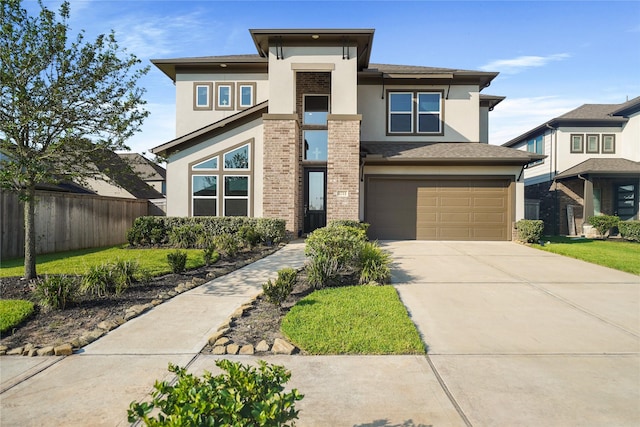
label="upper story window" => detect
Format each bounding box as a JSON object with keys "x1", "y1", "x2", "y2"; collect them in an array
[
  {"x1": 602, "y1": 134, "x2": 616, "y2": 153},
  {"x1": 238, "y1": 83, "x2": 256, "y2": 109},
  {"x1": 224, "y1": 144, "x2": 249, "y2": 169},
  {"x1": 215, "y1": 82, "x2": 235, "y2": 110},
  {"x1": 192, "y1": 156, "x2": 218, "y2": 170},
  {"x1": 304, "y1": 130, "x2": 328, "y2": 161},
  {"x1": 304, "y1": 95, "x2": 330, "y2": 125},
  {"x1": 387, "y1": 91, "x2": 443, "y2": 135},
  {"x1": 571, "y1": 134, "x2": 584, "y2": 153},
  {"x1": 193, "y1": 83, "x2": 212, "y2": 110},
  {"x1": 586, "y1": 134, "x2": 599, "y2": 154},
  {"x1": 526, "y1": 135, "x2": 544, "y2": 166}
]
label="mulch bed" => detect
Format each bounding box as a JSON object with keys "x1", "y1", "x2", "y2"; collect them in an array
[{"x1": 0, "y1": 245, "x2": 287, "y2": 352}]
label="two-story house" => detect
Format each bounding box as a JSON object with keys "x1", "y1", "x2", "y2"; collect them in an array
[
  {"x1": 151, "y1": 28, "x2": 542, "y2": 241},
  {"x1": 503, "y1": 97, "x2": 640, "y2": 235}
]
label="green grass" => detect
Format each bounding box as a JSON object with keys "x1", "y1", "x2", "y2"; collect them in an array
[
  {"x1": 0, "y1": 300, "x2": 35, "y2": 334},
  {"x1": 281, "y1": 285, "x2": 425, "y2": 355},
  {"x1": 535, "y1": 236, "x2": 640, "y2": 275},
  {"x1": 0, "y1": 246, "x2": 206, "y2": 278}
]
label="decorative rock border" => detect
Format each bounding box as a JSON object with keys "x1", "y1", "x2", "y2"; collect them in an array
[{"x1": 206, "y1": 294, "x2": 299, "y2": 356}]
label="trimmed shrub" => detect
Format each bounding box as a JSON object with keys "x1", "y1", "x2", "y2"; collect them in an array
[
  {"x1": 618, "y1": 221, "x2": 640, "y2": 242},
  {"x1": 168, "y1": 224, "x2": 202, "y2": 248},
  {"x1": 0, "y1": 300, "x2": 35, "y2": 334},
  {"x1": 167, "y1": 250, "x2": 187, "y2": 273},
  {"x1": 33, "y1": 275, "x2": 79, "y2": 310},
  {"x1": 588, "y1": 215, "x2": 620, "y2": 238},
  {"x1": 238, "y1": 224, "x2": 261, "y2": 248},
  {"x1": 127, "y1": 217, "x2": 287, "y2": 248},
  {"x1": 328, "y1": 220, "x2": 370, "y2": 232},
  {"x1": 358, "y1": 242, "x2": 391, "y2": 284},
  {"x1": 212, "y1": 233, "x2": 242, "y2": 258},
  {"x1": 515, "y1": 219, "x2": 545, "y2": 243},
  {"x1": 202, "y1": 246, "x2": 219, "y2": 266},
  {"x1": 128, "y1": 361, "x2": 303, "y2": 426},
  {"x1": 263, "y1": 267, "x2": 297, "y2": 308}
]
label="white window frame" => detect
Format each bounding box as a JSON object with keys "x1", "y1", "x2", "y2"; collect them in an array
[
  {"x1": 417, "y1": 92, "x2": 442, "y2": 134},
  {"x1": 388, "y1": 92, "x2": 413, "y2": 134},
  {"x1": 238, "y1": 83, "x2": 256, "y2": 109},
  {"x1": 571, "y1": 134, "x2": 584, "y2": 153},
  {"x1": 192, "y1": 156, "x2": 219, "y2": 171},
  {"x1": 223, "y1": 144, "x2": 250, "y2": 170},
  {"x1": 602, "y1": 134, "x2": 615, "y2": 153},
  {"x1": 215, "y1": 82, "x2": 235, "y2": 110},
  {"x1": 192, "y1": 175, "x2": 218, "y2": 216},
  {"x1": 223, "y1": 175, "x2": 250, "y2": 216},
  {"x1": 193, "y1": 82, "x2": 212, "y2": 110},
  {"x1": 586, "y1": 134, "x2": 600, "y2": 154}
]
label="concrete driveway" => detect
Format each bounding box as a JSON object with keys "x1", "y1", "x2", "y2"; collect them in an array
[{"x1": 386, "y1": 240, "x2": 640, "y2": 426}]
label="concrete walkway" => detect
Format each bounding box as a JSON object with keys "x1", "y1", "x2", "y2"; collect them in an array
[{"x1": 1, "y1": 240, "x2": 639, "y2": 426}]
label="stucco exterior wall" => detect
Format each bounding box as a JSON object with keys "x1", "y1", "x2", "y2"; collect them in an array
[
  {"x1": 267, "y1": 46, "x2": 358, "y2": 115},
  {"x1": 619, "y1": 111, "x2": 640, "y2": 160},
  {"x1": 175, "y1": 72, "x2": 268, "y2": 137},
  {"x1": 358, "y1": 84, "x2": 481, "y2": 142},
  {"x1": 164, "y1": 119, "x2": 264, "y2": 217}
]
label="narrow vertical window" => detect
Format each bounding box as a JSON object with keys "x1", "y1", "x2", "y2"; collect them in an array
[
  {"x1": 586, "y1": 134, "x2": 599, "y2": 153},
  {"x1": 303, "y1": 95, "x2": 329, "y2": 125},
  {"x1": 388, "y1": 92, "x2": 413, "y2": 133},
  {"x1": 602, "y1": 134, "x2": 615, "y2": 153},
  {"x1": 238, "y1": 83, "x2": 256, "y2": 108},
  {"x1": 417, "y1": 92, "x2": 441, "y2": 133},
  {"x1": 570, "y1": 134, "x2": 584, "y2": 153},
  {"x1": 193, "y1": 82, "x2": 212, "y2": 110},
  {"x1": 192, "y1": 176, "x2": 217, "y2": 216},
  {"x1": 215, "y1": 83, "x2": 235, "y2": 110}
]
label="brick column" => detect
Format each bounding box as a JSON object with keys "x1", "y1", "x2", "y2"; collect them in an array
[
  {"x1": 327, "y1": 115, "x2": 361, "y2": 223},
  {"x1": 262, "y1": 114, "x2": 301, "y2": 236}
]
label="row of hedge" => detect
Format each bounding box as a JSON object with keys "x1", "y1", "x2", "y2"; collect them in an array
[
  {"x1": 588, "y1": 215, "x2": 640, "y2": 241},
  {"x1": 127, "y1": 216, "x2": 286, "y2": 248}
]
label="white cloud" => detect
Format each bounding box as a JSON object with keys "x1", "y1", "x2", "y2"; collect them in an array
[
  {"x1": 481, "y1": 53, "x2": 570, "y2": 74},
  {"x1": 489, "y1": 96, "x2": 589, "y2": 145}
]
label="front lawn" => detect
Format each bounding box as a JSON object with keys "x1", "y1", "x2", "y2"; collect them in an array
[
  {"x1": 0, "y1": 300, "x2": 35, "y2": 334},
  {"x1": 281, "y1": 285, "x2": 425, "y2": 355},
  {"x1": 0, "y1": 246, "x2": 206, "y2": 278},
  {"x1": 534, "y1": 236, "x2": 640, "y2": 275}
]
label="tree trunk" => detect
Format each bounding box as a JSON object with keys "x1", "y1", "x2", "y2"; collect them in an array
[{"x1": 23, "y1": 185, "x2": 37, "y2": 280}]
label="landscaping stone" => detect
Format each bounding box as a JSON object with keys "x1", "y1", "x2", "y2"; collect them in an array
[
  {"x1": 272, "y1": 338, "x2": 297, "y2": 355},
  {"x1": 207, "y1": 329, "x2": 228, "y2": 345},
  {"x1": 6, "y1": 347, "x2": 23, "y2": 356},
  {"x1": 54, "y1": 344, "x2": 73, "y2": 356},
  {"x1": 226, "y1": 344, "x2": 240, "y2": 355},
  {"x1": 192, "y1": 277, "x2": 206, "y2": 286},
  {"x1": 22, "y1": 343, "x2": 35, "y2": 355},
  {"x1": 37, "y1": 346, "x2": 55, "y2": 356},
  {"x1": 239, "y1": 344, "x2": 254, "y2": 355},
  {"x1": 27, "y1": 348, "x2": 38, "y2": 357},
  {"x1": 230, "y1": 307, "x2": 245, "y2": 319},
  {"x1": 255, "y1": 340, "x2": 270, "y2": 352},
  {"x1": 217, "y1": 321, "x2": 231, "y2": 331},
  {"x1": 211, "y1": 346, "x2": 226, "y2": 355},
  {"x1": 97, "y1": 320, "x2": 119, "y2": 331},
  {"x1": 167, "y1": 290, "x2": 177, "y2": 297},
  {"x1": 214, "y1": 337, "x2": 230, "y2": 347},
  {"x1": 151, "y1": 299, "x2": 163, "y2": 306}
]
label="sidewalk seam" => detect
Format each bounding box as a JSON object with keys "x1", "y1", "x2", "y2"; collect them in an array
[
  {"x1": 424, "y1": 354, "x2": 473, "y2": 427},
  {"x1": 0, "y1": 356, "x2": 65, "y2": 394}
]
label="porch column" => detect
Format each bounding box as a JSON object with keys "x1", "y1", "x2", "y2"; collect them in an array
[
  {"x1": 262, "y1": 114, "x2": 301, "y2": 236},
  {"x1": 583, "y1": 176, "x2": 594, "y2": 221},
  {"x1": 326, "y1": 114, "x2": 361, "y2": 223}
]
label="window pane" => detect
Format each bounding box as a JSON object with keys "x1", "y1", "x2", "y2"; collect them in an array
[
  {"x1": 219, "y1": 86, "x2": 230, "y2": 106},
  {"x1": 225, "y1": 176, "x2": 248, "y2": 197},
  {"x1": 224, "y1": 145, "x2": 249, "y2": 169},
  {"x1": 571, "y1": 135, "x2": 583, "y2": 152},
  {"x1": 418, "y1": 114, "x2": 440, "y2": 133},
  {"x1": 390, "y1": 114, "x2": 411, "y2": 132},
  {"x1": 193, "y1": 157, "x2": 218, "y2": 170},
  {"x1": 304, "y1": 95, "x2": 329, "y2": 125},
  {"x1": 304, "y1": 130, "x2": 328, "y2": 161},
  {"x1": 418, "y1": 93, "x2": 440, "y2": 112},
  {"x1": 587, "y1": 135, "x2": 599, "y2": 152},
  {"x1": 390, "y1": 93, "x2": 412, "y2": 112},
  {"x1": 535, "y1": 136, "x2": 544, "y2": 155},
  {"x1": 603, "y1": 135, "x2": 615, "y2": 152},
  {"x1": 225, "y1": 199, "x2": 248, "y2": 216},
  {"x1": 193, "y1": 198, "x2": 216, "y2": 216},
  {"x1": 197, "y1": 86, "x2": 208, "y2": 107},
  {"x1": 193, "y1": 176, "x2": 216, "y2": 196},
  {"x1": 241, "y1": 86, "x2": 253, "y2": 106},
  {"x1": 308, "y1": 171, "x2": 325, "y2": 211}
]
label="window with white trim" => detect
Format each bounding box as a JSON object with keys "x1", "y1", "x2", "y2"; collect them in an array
[
  {"x1": 193, "y1": 82, "x2": 212, "y2": 110},
  {"x1": 238, "y1": 83, "x2": 256, "y2": 108},
  {"x1": 602, "y1": 134, "x2": 615, "y2": 153},
  {"x1": 586, "y1": 134, "x2": 599, "y2": 153},
  {"x1": 192, "y1": 175, "x2": 217, "y2": 216},
  {"x1": 387, "y1": 91, "x2": 443, "y2": 134},
  {"x1": 215, "y1": 83, "x2": 234, "y2": 110},
  {"x1": 224, "y1": 176, "x2": 249, "y2": 216},
  {"x1": 570, "y1": 134, "x2": 584, "y2": 153}
]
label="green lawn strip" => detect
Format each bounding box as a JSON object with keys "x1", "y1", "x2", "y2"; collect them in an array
[
  {"x1": 281, "y1": 285, "x2": 425, "y2": 355},
  {"x1": 535, "y1": 237, "x2": 640, "y2": 275},
  {"x1": 0, "y1": 246, "x2": 205, "y2": 278},
  {"x1": 0, "y1": 300, "x2": 35, "y2": 334}
]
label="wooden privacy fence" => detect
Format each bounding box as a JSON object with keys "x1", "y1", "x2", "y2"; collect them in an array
[{"x1": 1, "y1": 190, "x2": 148, "y2": 259}]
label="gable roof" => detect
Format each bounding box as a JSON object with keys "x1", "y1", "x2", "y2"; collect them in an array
[
  {"x1": 118, "y1": 153, "x2": 166, "y2": 181},
  {"x1": 151, "y1": 101, "x2": 269, "y2": 157},
  {"x1": 554, "y1": 158, "x2": 640, "y2": 180},
  {"x1": 90, "y1": 149, "x2": 164, "y2": 199},
  {"x1": 502, "y1": 97, "x2": 638, "y2": 147},
  {"x1": 361, "y1": 142, "x2": 544, "y2": 165}
]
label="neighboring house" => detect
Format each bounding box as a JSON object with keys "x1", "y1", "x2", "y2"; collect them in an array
[
  {"x1": 503, "y1": 97, "x2": 640, "y2": 236},
  {"x1": 118, "y1": 152, "x2": 167, "y2": 196},
  {"x1": 151, "y1": 28, "x2": 542, "y2": 241}
]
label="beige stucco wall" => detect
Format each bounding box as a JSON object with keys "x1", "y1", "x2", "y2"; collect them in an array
[
  {"x1": 358, "y1": 85, "x2": 481, "y2": 142},
  {"x1": 360, "y1": 164, "x2": 525, "y2": 221},
  {"x1": 164, "y1": 118, "x2": 264, "y2": 217},
  {"x1": 83, "y1": 175, "x2": 135, "y2": 199},
  {"x1": 267, "y1": 46, "x2": 358, "y2": 115},
  {"x1": 175, "y1": 72, "x2": 268, "y2": 137},
  {"x1": 619, "y1": 111, "x2": 640, "y2": 160}
]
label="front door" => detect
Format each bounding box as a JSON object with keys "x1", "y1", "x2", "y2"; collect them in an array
[
  {"x1": 615, "y1": 183, "x2": 638, "y2": 220},
  {"x1": 304, "y1": 168, "x2": 326, "y2": 233}
]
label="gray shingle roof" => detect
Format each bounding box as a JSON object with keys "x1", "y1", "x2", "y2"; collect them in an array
[
  {"x1": 361, "y1": 142, "x2": 543, "y2": 164},
  {"x1": 554, "y1": 158, "x2": 640, "y2": 180},
  {"x1": 118, "y1": 153, "x2": 166, "y2": 181}
]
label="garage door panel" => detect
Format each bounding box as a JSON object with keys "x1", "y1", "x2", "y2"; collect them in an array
[{"x1": 367, "y1": 177, "x2": 511, "y2": 241}]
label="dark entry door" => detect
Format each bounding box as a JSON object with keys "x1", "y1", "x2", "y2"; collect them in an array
[
  {"x1": 304, "y1": 168, "x2": 326, "y2": 233},
  {"x1": 615, "y1": 183, "x2": 637, "y2": 220}
]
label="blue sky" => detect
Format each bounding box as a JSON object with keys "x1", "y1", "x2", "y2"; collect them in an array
[{"x1": 29, "y1": 0, "x2": 640, "y2": 154}]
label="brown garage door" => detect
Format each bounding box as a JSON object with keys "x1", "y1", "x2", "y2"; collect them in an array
[{"x1": 366, "y1": 177, "x2": 512, "y2": 241}]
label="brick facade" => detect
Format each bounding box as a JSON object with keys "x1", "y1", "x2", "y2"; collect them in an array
[
  {"x1": 262, "y1": 117, "x2": 300, "y2": 235},
  {"x1": 327, "y1": 117, "x2": 361, "y2": 222}
]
